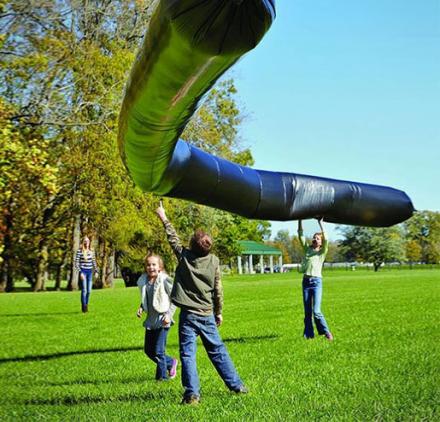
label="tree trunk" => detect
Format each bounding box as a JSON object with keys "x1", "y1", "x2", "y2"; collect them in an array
[
  {"x1": 54, "y1": 247, "x2": 69, "y2": 290},
  {"x1": 1, "y1": 206, "x2": 14, "y2": 292},
  {"x1": 68, "y1": 214, "x2": 81, "y2": 290},
  {"x1": 54, "y1": 264, "x2": 62, "y2": 291},
  {"x1": 105, "y1": 248, "x2": 115, "y2": 287},
  {"x1": 34, "y1": 242, "x2": 49, "y2": 292},
  {"x1": 0, "y1": 269, "x2": 5, "y2": 293},
  {"x1": 95, "y1": 238, "x2": 105, "y2": 289}
]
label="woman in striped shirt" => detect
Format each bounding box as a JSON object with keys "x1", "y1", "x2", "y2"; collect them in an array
[{"x1": 75, "y1": 236, "x2": 98, "y2": 313}]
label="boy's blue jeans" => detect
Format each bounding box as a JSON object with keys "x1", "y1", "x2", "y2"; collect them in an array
[
  {"x1": 302, "y1": 276, "x2": 330, "y2": 338},
  {"x1": 179, "y1": 310, "x2": 242, "y2": 398},
  {"x1": 80, "y1": 269, "x2": 93, "y2": 306},
  {"x1": 144, "y1": 328, "x2": 174, "y2": 380}
]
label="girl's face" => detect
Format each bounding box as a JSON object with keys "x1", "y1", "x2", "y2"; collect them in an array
[
  {"x1": 83, "y1": 237, "x2": 90, "y2": 248},
  {"x1": 146, "y1": 256, "x2": 161, "y2": 280},
  {"x1": 312, "y1": 234, "x2": 322, "y2": 248}
]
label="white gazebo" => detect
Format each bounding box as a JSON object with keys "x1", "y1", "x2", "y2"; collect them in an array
[{"x1": 236, "y1": 241, "x2": 282, "y2": 274}]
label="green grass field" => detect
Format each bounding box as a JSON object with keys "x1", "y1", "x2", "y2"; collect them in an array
[{"x1": 1, "y1": 269, "x2": 439, "y2": 421}]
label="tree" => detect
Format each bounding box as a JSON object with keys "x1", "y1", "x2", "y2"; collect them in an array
[
  {"x1": 405, "y1": 240, "x2": 422, "y2": 265},
  {"x1": 403, "y1": 211, "x2": 440, "y2": 264},
  {"x1": 1, "y1": 0, "x2": 156, "y2": 290},
  {"x1": 0, "y1": 1, "x2": 271, "y2": 290},
  {"x1": 272, "y1": 230, "x2": 292, "y2": 264},
  {"x1": 338, "y1": 226, "x2": 406, "y2": 271}
]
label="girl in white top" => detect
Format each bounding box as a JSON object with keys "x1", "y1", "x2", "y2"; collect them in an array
[{"x1": 136, "y1": 253, "x2": 178, "y2": 380}]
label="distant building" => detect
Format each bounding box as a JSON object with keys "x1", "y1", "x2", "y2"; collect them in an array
[{"x1": 236, "y1": 241, "x2": 282, "y2": 274}]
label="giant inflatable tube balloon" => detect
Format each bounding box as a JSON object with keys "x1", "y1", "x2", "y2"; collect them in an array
[{"x1": 118, "y1": 0, "x2": 414, "y2": 227}]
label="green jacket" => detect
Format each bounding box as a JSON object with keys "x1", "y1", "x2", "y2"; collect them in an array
[{"x1": 163, "y1": 221, "x2": 223, "y2": 316}]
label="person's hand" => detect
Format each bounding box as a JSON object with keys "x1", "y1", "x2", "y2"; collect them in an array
[
  {"x1": 215, "y1": 314, "x2": 223, "y2": 327},
  {"x1": 156, "y1": 201, "x2": 167, "y2": 222},
  {"x1": 136, "y1": 307, "x2": 143, "y2": 318},
  {"x1": 80, "y1": 273, "x2": 85, "y2": 281},
  {"x1": 94, "y1": 271, "x2": 99, "y2": 278},
  {"x1": 162, "y1": 314, "x2": 171, "y2": 326}
]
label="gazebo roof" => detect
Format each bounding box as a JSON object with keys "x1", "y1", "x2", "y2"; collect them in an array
[{"x1": 237, "y1": 240, "x2": 282, "y2": 256}]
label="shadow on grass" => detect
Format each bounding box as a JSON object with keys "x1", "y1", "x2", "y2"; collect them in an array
[
  {"x1": 1, "y1": 335, "x2": 279, "y2": 365},
  {"x1": 0, "y1": 311, "x2": 79, "y2": 318},
  {"x1": 40, "y1": 375, "x2": 149, "y2": 387},
  {"x1": 19, "y1": 390, "x2": 172, "y2": 406},
  {"x1": 223, "y1": 334, "x2": 279, "y2": 343},
  {"x1": 0, "y1": 346, "x2": 142, "y2": 364}
]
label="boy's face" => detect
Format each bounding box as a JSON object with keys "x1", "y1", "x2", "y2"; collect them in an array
[{"x1": 146, "y1": 257, "x2": 161, "y2": 279}]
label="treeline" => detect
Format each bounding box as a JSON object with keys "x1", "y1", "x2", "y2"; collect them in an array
[
  {"x1": 272, "y1": 210, "x2": 440, "y2": 271},
  {"x1": 0, "y1": 1, "x2": 269, "y2": 292}
]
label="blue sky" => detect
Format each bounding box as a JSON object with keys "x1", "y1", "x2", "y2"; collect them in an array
[{"x1": 227, "y1": 0, "x2": 439, "y2": 240}]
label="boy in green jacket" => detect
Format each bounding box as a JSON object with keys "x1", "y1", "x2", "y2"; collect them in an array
[{"x1": 156, "y1": 203, "x2": 247, "y2": 404}]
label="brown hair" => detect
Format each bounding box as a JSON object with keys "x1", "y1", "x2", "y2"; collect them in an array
[
  {"x1": 190, "y1": 230, "x2": 212, "y2": 257},
  {"x1": 144, "y1": 252, "x2": 164, "y2": 271}
]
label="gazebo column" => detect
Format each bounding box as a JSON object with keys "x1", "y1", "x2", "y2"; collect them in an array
[
  {"x1": 278, "y1": 255, "x2": 283, "y2": 270},
  {"x1": 237, "y1": 256, "x2": 242, "y2": 275},
  {"x1": 259, "y1": 255, "x2": 264, "y2": 273},
  {"x1": 269, "y1": 255, "x2": 274, "y2": 273},
  {"x1": 249, "y1": 254, "x2": 254, "y2": 274}
]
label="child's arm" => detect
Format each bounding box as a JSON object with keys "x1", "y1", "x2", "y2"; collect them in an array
[
  {"x1": 156, "y1": 204, "x2": 183, "y2": 258},
  {"x1": 137, "y1": 275, "x2": 146, "y2": 318},
  {"x1": 318, "y1": 218, "x2": 329, "y2": 255},
  {"x1": 162, "y1": 276, "x2": 176, "y2": 325},
  {"x1": 136, "y1": 305, "x2": 143, "y2": 318},
  {"x1": 297, "y1": 219, "x2": 307, "y2": 250},
  {"x1": 213, "y1": 266, "x2": 224, "y2": 326}
]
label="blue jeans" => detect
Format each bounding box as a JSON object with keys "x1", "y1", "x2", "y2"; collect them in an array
[
  {"x1": 80, "y1": 269, "x2": 93, "y2": 306},
  {"x1": 179, "y1": 310, "x2": 243, "y2": 398},
  {"x1": 144, "y1": 328, "x2": 174, "y2": 380},
  {"x1": 302, "y1": 276, "x2": 330, "y2": 338}
]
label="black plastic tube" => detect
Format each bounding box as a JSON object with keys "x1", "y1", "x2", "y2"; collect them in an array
[{"x1": 118, "y1": 0, "x2": 414, "y2": 227}]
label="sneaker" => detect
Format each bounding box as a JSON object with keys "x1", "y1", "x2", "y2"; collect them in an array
[
  {"x1": 233, "y1": 385, "x2": 249, "y2": 394},
  {"x1": 325, "y1": 332, "x2": 334, "y2": 341},
  {"x1": 181, "y1": 394, "x2": 200, "y2": 405},
  {"x1": 169, "y1": 358, "x2": 178, "y2": 379}
]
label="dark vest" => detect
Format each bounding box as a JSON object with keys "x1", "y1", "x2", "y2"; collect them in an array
[{"x1": 171, "y1": 249, "x2": 219, "y2": 312}]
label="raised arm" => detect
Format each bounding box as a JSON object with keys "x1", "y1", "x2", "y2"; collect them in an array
[
  {"x1": 156, "y1": 203, "x2": 183, "y2": 258},
  {"x1": 318, "y1": 218, "x2": 329, "y2": 255},
  {"x1": 297, "y1": 219, "x2": 306, "y2": 250}
]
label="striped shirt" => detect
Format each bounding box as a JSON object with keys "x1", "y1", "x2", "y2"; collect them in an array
[{"x1": 75, "y1": 249, "x2": 98, "y2": 271}]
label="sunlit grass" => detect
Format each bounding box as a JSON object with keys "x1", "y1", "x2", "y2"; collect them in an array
[{"x1": 0, "y1": 269, "x2": 439, "y2": 420}]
